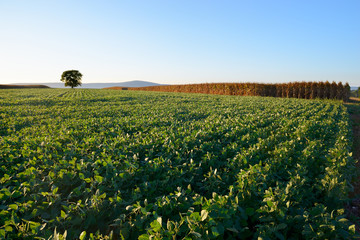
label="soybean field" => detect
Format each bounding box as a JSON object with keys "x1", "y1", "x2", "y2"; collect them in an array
[{"x1": 0, "y1": 89, "x2": 357, "y2": 239}]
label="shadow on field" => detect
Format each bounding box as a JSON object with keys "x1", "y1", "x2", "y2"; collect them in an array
[{"x1": 344, "y1": 98, "x2": 360, "y2": 230}]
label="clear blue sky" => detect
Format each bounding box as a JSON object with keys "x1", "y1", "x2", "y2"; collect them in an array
[{"x1": 1, "y1": 0, "x2": 359, "y2": 86}]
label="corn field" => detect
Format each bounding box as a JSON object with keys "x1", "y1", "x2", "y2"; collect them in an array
[{"x1": 130, "y1": 81, "x2": 351, "y2": 101}]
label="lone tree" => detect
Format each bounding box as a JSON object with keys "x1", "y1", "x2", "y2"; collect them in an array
[{"x1": 60, "y1": 70, "x2": 82, "y2": 88}]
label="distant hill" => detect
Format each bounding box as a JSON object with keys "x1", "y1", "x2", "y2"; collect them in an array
[
  {"x1": 10, "y1": 80, "x2": 164, "y2": 89},
  {"x1": 0, "y1": 84, "x2": 50, "y2": 89}
]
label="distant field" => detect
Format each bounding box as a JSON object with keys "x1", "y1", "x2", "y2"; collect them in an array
[
  {"x1": 0, "y1": 89, "x2": 357, "y2": 239},
  {"x1": 103, "y1": 86, "x2": 129, "y2": 90},
  {"x1": 0, "y1": 84, "x2": 50, "y2": 89}
]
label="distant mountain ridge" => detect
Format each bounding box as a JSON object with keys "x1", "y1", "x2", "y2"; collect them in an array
[{"x1": 10, "y1": 80, "x2": 164, "y2": 89}]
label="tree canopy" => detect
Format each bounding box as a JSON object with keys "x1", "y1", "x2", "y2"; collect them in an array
[{"x1": 60, "y1": 70, "x2": 82, "y2": 88}]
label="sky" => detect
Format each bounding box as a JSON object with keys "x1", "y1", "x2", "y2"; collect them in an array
[{"x1": 1, "y1": 0, "x2": 359, "y2": 86}]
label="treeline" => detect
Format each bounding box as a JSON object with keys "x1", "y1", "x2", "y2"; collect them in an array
[
  {"x1": 350, "y1": 88, "x2": 360, "y2": 98},
  {"x1": 130, "y1": 81, "x2": 351, "y2": 101}
]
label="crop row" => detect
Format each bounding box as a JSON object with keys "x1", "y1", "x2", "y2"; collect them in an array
[
  {"x1": 130, "y1": 81, "x2": 351, "y2": 101},
  {"x1": 0, "y1": 89, "x2": 356, "y2": 239}
]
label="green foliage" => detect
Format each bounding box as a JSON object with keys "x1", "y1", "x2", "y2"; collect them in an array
[
  {"x1": 0, "y1": 89, "x2": 357, "y2": 239},
  {"x1": 60, "y1": 70, "x2": 82, "y2": 88}
]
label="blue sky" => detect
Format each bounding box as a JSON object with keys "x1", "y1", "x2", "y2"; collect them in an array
[{"x1": 1, "y1": 0, "x2": 359, "y2": 86}]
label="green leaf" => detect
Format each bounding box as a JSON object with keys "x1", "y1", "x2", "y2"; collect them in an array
[
  {"x1": 79, "y1": 231, "x2": 87, "y2": 240},
  {"x1": 52, "y1": 187, "x2": 59, "y2": 195},
  {"x1": 138, "y1": 234, "x2": 150, "y2": 240},
  {"x1": 212, "y1": 223, "x2": 224, "y2": 237},
  {"x1": 5, "y1": 226, "x2": 13, "y2": 232},
  {"x1": 94, "y1": 175, "x2": 103, "y2": 183},
  {"x1": 190, "y1": 212, "x2": 201, "y2": 221},
  {"x1": 84, "y1": 178, "x2": 92, "y2": 183},
  {"x1": 150, "y1": 219, "x2": 162, "y2": 232},
  {"x1": 8, "y1": 204, "x2": 18, "y2": 210},
  {"x1": 3, "y1": 189, "x2": 11, "y2": 197},
  {"x1": 99, "y1": 193, "x2": 106, "y2": 199},
  {"x1": 167, "y1": 220, "x2": 174, "y2": 231},
  {"x1": 40, "y1": 223, "x2": 47, "y2": 231},
  {"x1": 226, "y1": 227, "x2": 239, "y2": 233},
  {"x1": 0, "y1": 210, "x2": 9, "y2": 217},
  {"x1": 157, "y1": 217, "x2": 162, "y2": 226},
  {"x1": 201, "y1": 209, "x2": 208, "y2": 221},
  {"x1": 267, "y1": 201, "x2": 274, "y2": 208},
  {"x1": 191, "y1": 231, "x2": 202, "y2": 238},
  {"x1": 349, "y1": 224, "x2": 356, "y2": 234},
  {"x1": 0, "y1": 229, "x2": 5, "y2": 238},
  {"x1": 140, "y1": 207, "x2": 147, "y2": 215},
  {"x1": 212, "y1": 226, "x2": 220, "y2": 237},
  {"x1": 28, "y1": 220, "x2": 41, "y2": 230},
  {"x1": 61, "y1": 210, "x2": 66, "y2": 219}
]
